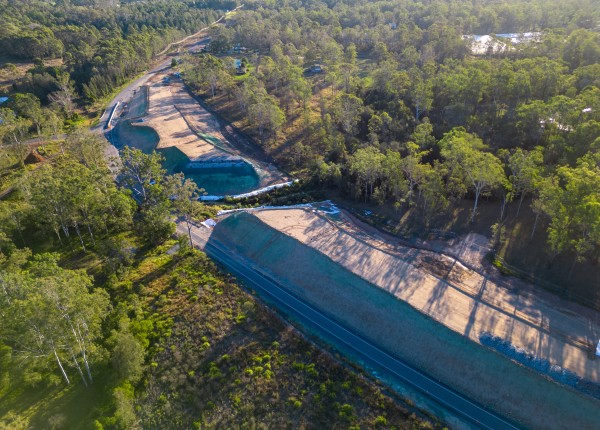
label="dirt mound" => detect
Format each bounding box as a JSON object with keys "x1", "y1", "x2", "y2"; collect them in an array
[{"x1": 24, "y1": 151, "x2": 44, "y2": 164}]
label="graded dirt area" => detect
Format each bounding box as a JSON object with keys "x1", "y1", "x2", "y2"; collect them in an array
[
  {"x1": 142, "y1": 73, "x2": 227, "y2": 160},
  {"x1": 252, "y1": 207, "x2": 600, "y2": 385},
  {"x1": 207, "y1": 211, "x2": 600, "y2": 430},
  {"x1": 133, "y1": 71, "x2": 287, "y2": 188}
]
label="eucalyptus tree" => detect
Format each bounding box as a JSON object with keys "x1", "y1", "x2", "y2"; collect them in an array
[
  {"x1": 408, "y1": 70, "x2": 434, "y2": 121},
  {"x1": 349, "y1": 147, "x2": 385, "y2": 202},
  {"x1": 0, "y1": 253, "x2": 110, "y2": 386},
  {"x1": 534, "y1": 154, "x2": 600, "y2": 270},
  {"x1": 501, "y1": 147, "x2": 544, "y2": 216},
  {"x1": 381, "y1": 150, "x2": 409, "y2": 205},
  {"x1": 411, "y1": 118, "x2": 436, "y2": 150},
  {"x1": 400, "y1": 142, "x2": 430, "y2": 205},
  {"x1": 440, "y1": 128, "x2": 506, "y2": 222},
  {"x1": 28, "y1": 164, "x2": 72, "y2": 245},
  {"x1": 419, "y1": 164, "x2": 449, "y2": 227},
  {"x1": 333, "y1": 93, "x2": 363, "y2": 136},
  {"x1": 10, "y1": 93, "x2": 45, "y2": 138},
  {"x1": 164, "y1": 173, "x2": 204, "y2": 248},
  {"x1": 119, "y1": 147, "x2": 166, "y2": 205},
  {"x1": 24, "y1": 154, "x2": 133, "y2": 248},
  {"x1": 0, "y1": 108, "x2": 32, "y2": 168},
  {"x1": 65, "y1": 129, "x2": 110, "y2": 171},
  {"x1": 248, "y1": 94, "x2": 285, "y2": 142}
]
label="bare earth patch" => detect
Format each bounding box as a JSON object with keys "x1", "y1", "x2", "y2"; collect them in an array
[
  {"x1": 207, "y1": 210, "x2": 600, "y2": 430},
  {"x1": 252, "y1": 207, "x2": 600, "y2": 384},
  {"x1": 133, "y1": 70, "x2": 287, "y2": 188},
  {"x1": 142, "y1": 73, "x2": 226, "y2": 160}
]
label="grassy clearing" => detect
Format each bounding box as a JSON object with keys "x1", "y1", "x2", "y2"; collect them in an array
[
  {"x1": 0, "y1": 368, "x2": 114, "y2": 430},
  {"x1": 0, "y1": 58, "x2": 63, "y2": 93}
]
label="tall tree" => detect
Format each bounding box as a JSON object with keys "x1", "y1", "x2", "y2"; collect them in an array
[
  {"x1": 119, "y1": 148, "x2": 166, "y2": 205},
  {"x1": 349, "y1": 147, "x2": 385, "y2": 201},
  {"x1": 501, "y1": 147, "x2": 544, "y2": 216},
  {"x1": 440, "y1": 129, "x2": 505, "y2": 222},
  {"x1": 333, "y1": 93, "x2": 363, "y2": 136},
  {"x1": 0, "y1": 108, "x2": 32, "y2": 167},
  {"x1": 0, "y1": 253, "x2": 110, "y2": 386},
  {"x1": 165, "y1": 174, "x2": 204, "y2": 248}
]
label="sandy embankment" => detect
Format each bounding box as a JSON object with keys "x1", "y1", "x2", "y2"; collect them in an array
[
  {"x1": 252, "y1": 208, "x2": 600, "y2": 384},
  {"x1": 141, "y1": 75, "x2": 228, "y2": 160},
  {"x1": 209, "y1": 211, "x2": 600, "y2": 430},
  {"x1": 134, "y1": 72, "x2": 288, "y2": 188}
]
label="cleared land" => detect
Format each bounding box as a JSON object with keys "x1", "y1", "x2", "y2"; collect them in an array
[
  {"x1": 252, "y1": 207, "x2": 600, "y2": 384},
  {"x1": 130, "y1": 71, "x2": 287, "y2": 188},
  {"x1": 0, "y1": 58, "x2": 63, "y2": 93},
  {"x1": 142, "y1": 73, "x2": 226, "y2": 160},
  {"x1": 207, "y1": 210, "x2": 600, "y2": 430}
]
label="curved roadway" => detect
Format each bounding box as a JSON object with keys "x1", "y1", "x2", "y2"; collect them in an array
[
  {"x1": 203, "y1": 237, "x2": 523, "y2": 430},
  {"x1": 95, "y1": 5, "x2": 244, "y2": 133}
]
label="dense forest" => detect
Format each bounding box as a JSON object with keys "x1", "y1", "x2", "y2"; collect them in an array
[
  {"x1": 0, "y1": 0, "x2": 236, "y2": 108},
  {"x1": 181, "y1": 0, "x2": 599, "y2": 296},
  {"x1": 0, "y1": 0, "x2": 599, "y2": 428}
]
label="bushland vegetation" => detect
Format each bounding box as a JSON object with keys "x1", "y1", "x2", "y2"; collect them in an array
[
  {"x1": 180, "y1": 0, "x2": 599, "y2": 301},
  {"x1": 0, "y1": 0, "x2": 237, "y2": 169},
  {"x1": 0, "y1": 132, "x2": 438, "y2": 429}
]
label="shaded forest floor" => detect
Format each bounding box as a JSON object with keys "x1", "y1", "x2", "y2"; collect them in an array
[{"x1": 0, "y1": 368, "x2": 113, "y2": 430}]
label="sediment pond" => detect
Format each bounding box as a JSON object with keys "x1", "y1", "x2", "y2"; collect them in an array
[{"x1": 112, "y1": 87, "x2": 259, "y2": 196}]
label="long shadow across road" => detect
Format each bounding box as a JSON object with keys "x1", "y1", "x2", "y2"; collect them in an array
[{"x1": 204, "y1": 238, "x2": 522, "y2": 430}]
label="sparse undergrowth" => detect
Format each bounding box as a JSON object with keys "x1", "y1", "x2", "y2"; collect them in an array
[{"x1": 133, "y1": 242, "x2": 441, "y2": 430}]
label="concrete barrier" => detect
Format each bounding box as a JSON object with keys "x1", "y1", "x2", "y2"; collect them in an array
[
  {"x1": 105, "y1": 101, "x2": 120, "y2": 130},
  {"x1": 185, "y1": 159, "x2": 246, "y2": 169}
]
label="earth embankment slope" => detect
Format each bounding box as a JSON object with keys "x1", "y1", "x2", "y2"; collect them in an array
[
  {"x1": 210, "y1": 211, "x2": 600, "y2": 430},
  {"x1": 253, "y1": 208, "x2": 600, "y2": 385},
  {"x1": 142, "y1": 75, "x2": 226, "y2": 160}
]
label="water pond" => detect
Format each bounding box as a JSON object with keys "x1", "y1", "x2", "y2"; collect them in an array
[{"x1": 112, "y1": 91, "x2": 259, "y2": 196}]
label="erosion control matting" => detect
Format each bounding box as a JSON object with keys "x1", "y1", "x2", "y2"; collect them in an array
[{"x1": 211, "y1": 212, "x2": 600, "y2": 430}]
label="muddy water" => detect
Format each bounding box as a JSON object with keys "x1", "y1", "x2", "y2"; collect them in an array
[{"x1": 113, "y1": 88, "x2": 259, "y2": 196}]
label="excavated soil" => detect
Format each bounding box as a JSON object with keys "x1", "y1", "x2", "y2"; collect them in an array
[{"x1": 207, "y1": 210, "x2": 600, "y2": 430}]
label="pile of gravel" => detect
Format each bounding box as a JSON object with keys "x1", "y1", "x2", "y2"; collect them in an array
[{"x1": 480, "y1": 332, "x2": 600, "y2": 399}]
